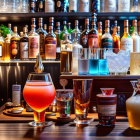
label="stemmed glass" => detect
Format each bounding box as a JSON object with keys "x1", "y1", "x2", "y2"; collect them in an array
[
  {"x1": 23, "y1": 73, "x2": 56, "y2": 127},
  {"x1": 130, "y1": 80, "x2": 138, "y2": 96}
]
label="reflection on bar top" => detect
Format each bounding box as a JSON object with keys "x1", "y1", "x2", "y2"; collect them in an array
[{"x1": 0, "y1": 60, "x2": 60, "y2": 63}]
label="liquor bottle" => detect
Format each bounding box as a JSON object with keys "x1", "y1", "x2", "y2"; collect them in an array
[
  {"x1": 54, "y1": 22, "x2": 61, "y2": 55},
  {"x1": 88, "y1": 13, "x2": 98, "y2": 48},
  {"x1": 79, "y1": 0, "x2": 90, "y2": 12},
  {"x1": 37, "y1": 0, "x2": 45, "y2": 12},
  {"x1": 28, "y1": 24, "x2": 40, "y2": 59},
  {"x1": 120, "y1": 20, "x2": 133, "y2": 52},
  {"x1": 37, "y1": 18, "x2": 47, "y2": 59},
  {"x1": 0, "y1": 33, "x2": 4, "y2": 60},
  {"x1": 49, "y1": 17, "x2": 54, "y2": 26},
  {"x1": 101, "y1": 20, "x2": 113, "y2": 48},
  {"x1": 104, "y1": 0, "x2": 116, "y2": 12},
  {"x1": 80, "y1": 18, "x2": 90, "y2": 48},
  {"x1": 131, "y1": 20, "x2": 140, "y2": 52},
  {"x1": 10, "y1": 26, "x2": 20, "y2": 59},
  {"x1": 44, "y1": 24, "x2": 48, "y2": 34},
  {"x1": 20, "y1": 27, "x2": 29, "y2": 60},
  {"x1": 45, "y1": 26, "x2": 56, "y2": 59},
  {"x1": 55, "y1": 0, "x2": 69, "y2": 12},
  {"x1": 69, "y1": 0, "x2": 77, "y2": 12},
  {"x1": 8, "y1": 23, "x2": 13, "y2": 36},
  {"x1": 130, "y1": 0, "x2": 138, "y2": 12},
  {"x1": 45, "y1": 0, "x2": 54, "y2": 12},
  {"x1": 91, "y1": 0, "x2": 100, "y2": 13},
  {"x1": 118, "y1": 0, "x2": 130, "y2": 12},
  {"x1": 3, "y1": 34, "x2": 11, "y2": 61},
  {"x1": 100, "y1": 0, "x2": 104, "y2": 12},
  {"x1": 73, "y1": 20, "x2": 81, "y2": 43},
  {"x1": 60, "y1": 21, "x2": 72, "y2": 74},
  {"x1": 31, "y1": 18, "x2": 36, "y2": 25},
  {"x1": 112, "y1": 20, "x2": 120, "y2": 51},
  {"x1": 30, "y1": 0, "x2": 36, "y2": 13},
  {"x1": 98, "y1": 21, "x2": 102, "y2": 48},
  {"x1": 117, "y1": 26, "x2": 120, "y2": 37},
  {"x1": 67, "y1": 22, "x2": 72, "y2": 40}
]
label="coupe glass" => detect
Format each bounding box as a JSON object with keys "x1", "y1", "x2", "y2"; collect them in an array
[{"x1": 23, "y1": 73, "x2": 56, "y2": 127}]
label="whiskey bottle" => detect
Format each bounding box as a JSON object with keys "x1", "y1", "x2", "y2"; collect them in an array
[
  {"x1": 45, "y1": 26, "x2": 56, "y2": 59},
  {"x1": 3, "y1": 34, "x2": 11, "y2": 61},
  {"x1": 80, "y1": 18, "x2": 90, "y2": 48},
  {"x1": 20, "y1": 27, "x2": 29, "y2": 60},
  {"x1": 28, "y1": 24, "x2": 40, "y2": 59},
  {"x1": 88, "y1": 13, "x2": 98, "y2": 48},
  {"x1": 10, "y1": 26, "x2": 20, "y2": 59},
  {"x1": 37, "y1": 18, "x2": 47, "y2": 59},
  {"x1": 120, "y1": 20, "x2": 133, "y2": 52},
  {"x1": 112, "y1": 20, "x2": 120, "y2": 51},
  {"x1": 131, "y1": 20, "x2": 140, "y2": 52},
  {"x1": 98, "y1": 21, "x2": 102, "y2": 48},
  {"x1": 101, "y1": 20, "x2": 113, "y2": 48},
  {"x1": 54, "y1": 22, "x2": 61, "y2": 55}
]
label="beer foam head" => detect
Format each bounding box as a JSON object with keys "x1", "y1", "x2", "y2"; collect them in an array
[{"x1": 127, "y1": 95, "x2": 140, "y2": 104}]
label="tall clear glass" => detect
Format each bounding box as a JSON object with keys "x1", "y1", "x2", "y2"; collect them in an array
[{"x1": 23, "y1": 73, "x2": 56, "y2": 127}]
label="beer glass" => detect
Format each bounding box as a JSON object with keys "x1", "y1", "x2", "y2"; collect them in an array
[{"x1": 73, "y1": 79, "x2": 93, "y2": 125}]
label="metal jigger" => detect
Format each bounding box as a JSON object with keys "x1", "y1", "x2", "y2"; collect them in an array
[{"x1": 34, "y1": 54, "x2": 44, "y2": 73}]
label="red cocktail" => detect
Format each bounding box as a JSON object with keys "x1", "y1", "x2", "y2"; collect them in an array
[{"x1": 23, "y1": 73, "x2": 56, "y2": 127}]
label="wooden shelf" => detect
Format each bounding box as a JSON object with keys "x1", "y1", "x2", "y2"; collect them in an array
[{"x1": 60, "y1": 75, "x2": 140, "y2": 80}]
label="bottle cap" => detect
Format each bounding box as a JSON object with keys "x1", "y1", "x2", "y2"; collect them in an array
[
  {"x1": 56, "y1": 22, "x2": 60, "y2": 26},
  {"x1": 98, "y1": 21, "x2": 102, "y2": 28},
  {"x1": 8, "y1": 23, "x2": 11, "y2": 28},
  {"x1": 124, "y1": 20, "x2": 128, "y2": 27},
  {"x1": 23, "y1": 27, "x2": 27, "y2": 33},
  {"x1": 13, "y1": 26, "x2": 17, "y2": 33},
  {"x1": 44, "y1": 24, "x2": 47, "y2": 30},
  {"x1": 63, "y1": 21, "x2": 67, "y2": 25},
  {"x1": 85, "y1": 18, "x2": 89, "y2": 25}
]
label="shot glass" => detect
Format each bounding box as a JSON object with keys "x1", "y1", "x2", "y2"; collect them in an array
[
  {"x1": 96, "y1": 94, "x2": 117, "y2": 126},
  {"x1": 56, "y1": 89, "x2": 73, "y2": 118},
  {"x1": 73, "y1": 79, "x2": 93, "y2": 125}
]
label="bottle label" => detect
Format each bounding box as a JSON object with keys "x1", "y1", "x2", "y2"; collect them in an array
[
  {"x1": 45, "y1": 37, "x2": 56, "y2": 59},
  {"x1": 97, "y1": 105, "x2": 116, "y2": 116},
  {"x1": 29, "y1": 36, "x2": 39, "y2": 58},
  {"x1": 20, "y1": 42, "x2": 28, "y2": 59},
  {"x1": 119, "y1": 0, "x2": 130, "y2": 12},
  {"x1": 61, "y1": 44, "x2": 72, "y2": 51},
  {"x1": 39, "y1": 34, "x2": 45, "y2": 57},
  {"x1": 69, "y1": 0, "x2": 77, "y2": 11},
  {"x1": 0, "y1": 45, "x2": 2, "y2": 57},
  {"x1": 88, "y1": 34, "x2": 98, "y2": 48},
  {"x1": 10, "y1": 40, "x2": 20, "y2": 59},
  {"x1": 101, "y1": 38, "x2": 113, "y2": 48},
  {"x1": 79, "y1": 0, "x2": 89, "y2": 12},
  {"x1": 45, "y1": 0, "x2": 54, "y2": 12},
  {"x1": 81, "y1": 35, "x2": 88, "y2": 47},
  {"x1": 121, "y1": 38, "x2": 133, "y2": 52},
  {"x1": 105, "y1": 0, "x2": 116, "y2": 12}
]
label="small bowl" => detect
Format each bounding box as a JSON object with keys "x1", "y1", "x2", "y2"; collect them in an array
[{"x1": 100, "y1": 88, "x2": 115, "y2": 96}]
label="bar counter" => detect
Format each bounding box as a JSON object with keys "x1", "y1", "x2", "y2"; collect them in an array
[{"x1": 0, "y1": 110, "x2": 140, "y2": 140}]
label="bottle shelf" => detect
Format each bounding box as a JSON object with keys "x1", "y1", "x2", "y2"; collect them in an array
[{"x1": 0, "y1": 12, "x2": 140, "y2": 21}]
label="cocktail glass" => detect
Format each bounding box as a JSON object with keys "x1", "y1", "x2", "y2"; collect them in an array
[
  {"x1": 73, "y1": 79, "x2": 93, "y2": 125},
  {"x1": 130, "y1": 80, "x2": 138, "y2": 96},
  {"x1": 23, "y1": 73, "x2": 56, "y2": 127},
  {"x1": 100, "y1": 88, "x2": 115, "y2": 96}
]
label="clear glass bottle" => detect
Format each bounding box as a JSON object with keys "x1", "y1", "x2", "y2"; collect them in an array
[
  {"x1": 37, "y1": 18, "x2": 47, "y2": 59},
  {"x1": 3, "y1": 34, "x2": 11, "y2": 61},
  {"x1": 10, "y1": 26, "x2": 20, "y2": 59},
  {"x1": 98, "y1": 21, "x2": 102, "y2": 48},
  {"x1": 131, "y1": 20, "x2": 140, "y2": 52},
  {"x1": 45, "y1": 0, "x2": 54, "y2": 12},
  {"x1": 130, "y1": 0, "x2": 138, "y2": 12},
  {"x1": 88, "y1": 13, "x2": 98, "y2": 48},
  {"x1": 8, "y1": 23, "x2": 13, "y2": 36},
  {"x1": 45, "y1": 26, "x2": 56, "y2": 59},
  {"x1": 104, "y1": 0, "x2": 116, "y2": 12},
  {"x1": 20, "y1": 27, "x2": 29, "y2": 60},
  {"x1": 79, "y1": 0, "x2": 90, "y2": 12},
  {"x1": 69, "y1": 0, "x2": 77, "y2": 12},
  {"x1": 1, "y1": 0, "x2": 8, "y2": 13},
  {"x1": 21, "y1": 0, "x2": 29, "y2": 13},
  {"x1": 118, "y1": 0, "x2": 130, "y2": 12},
  {"x1": 120, "y1": 20, "x2": 133, "y2": 52},
  {"x1": 54, "y1": 22, "x2": 61, "y2": 55},
  {"x1": 112, "y1": 20, "x2": 120, "y2": 51},
  {"x1": 28, "y1": 24, "x2": 40, "y2": 59},
  {"x1": 80, "y1": 18, "x2": 90, "y2": 48},
  {"x1": 101, "y1": 20, "x2": 113, "y2": 48},
  {"x1": 60, "y1": 21, "x2": 72, "y2": 74},
  {"x1": 72, "y1": 20, "x2": 81, "y2": 44}
]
